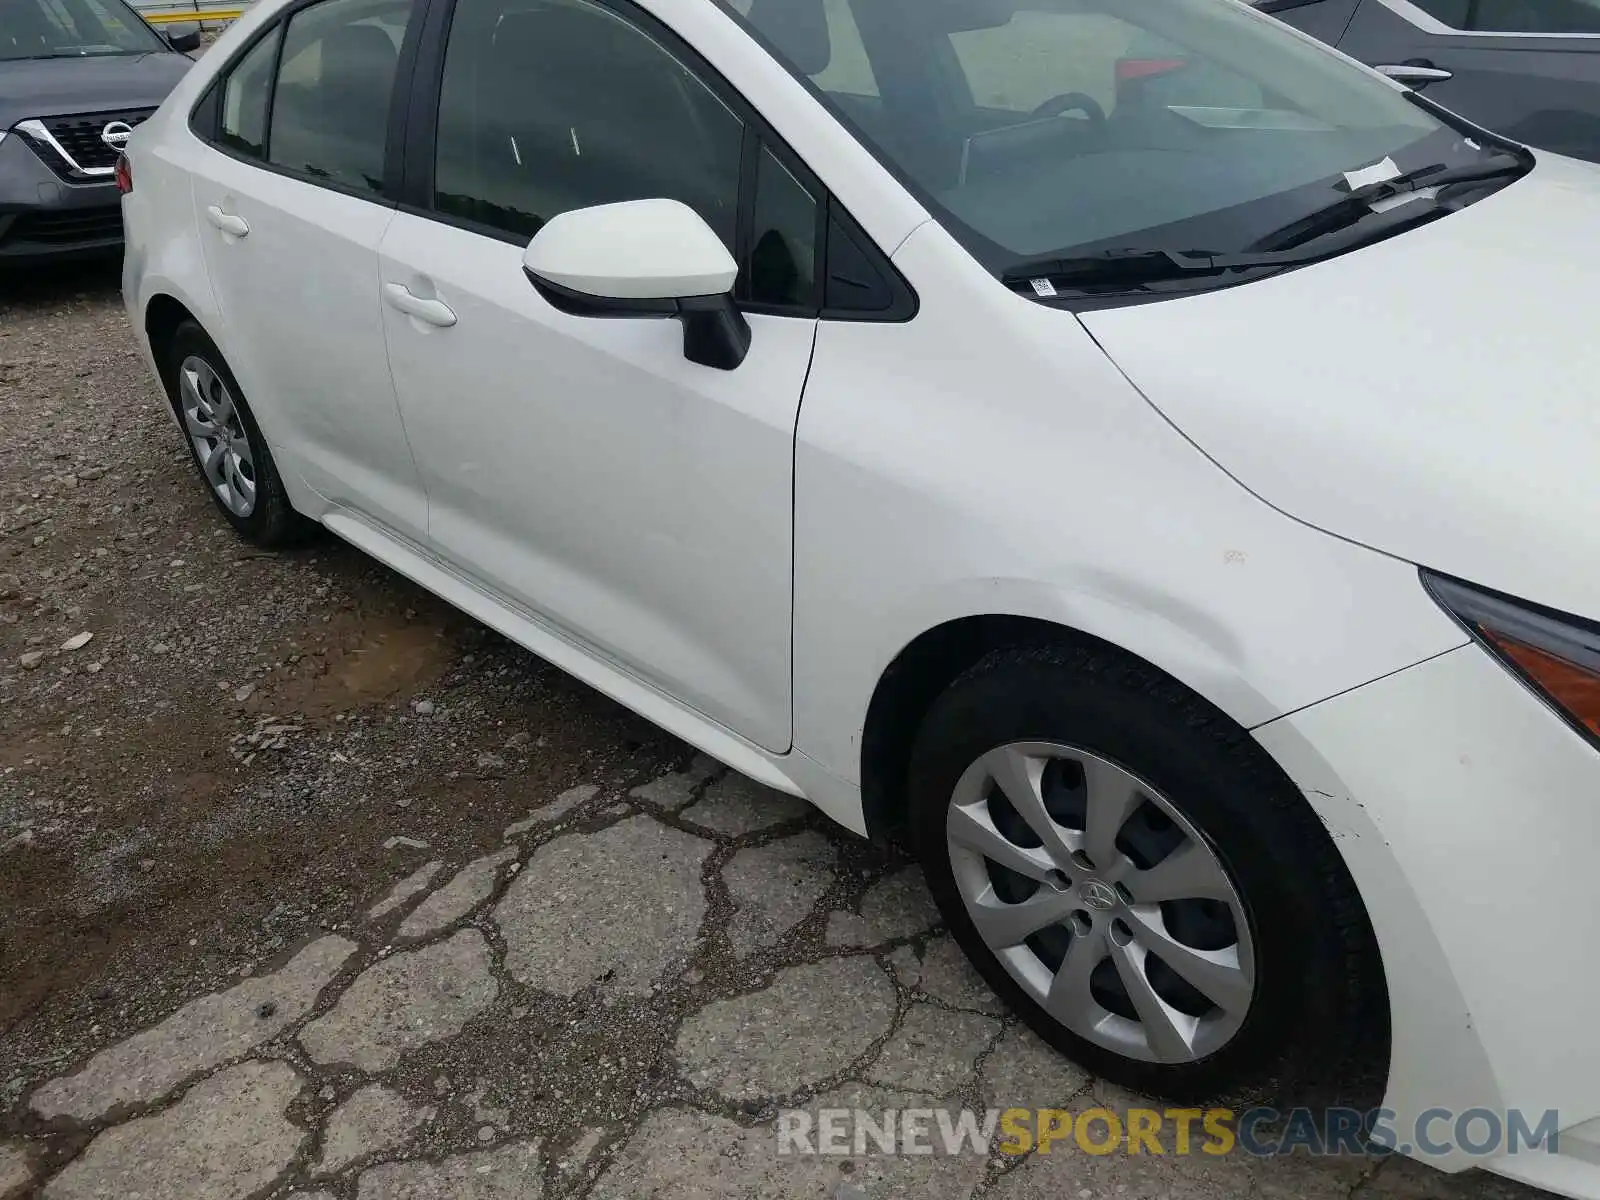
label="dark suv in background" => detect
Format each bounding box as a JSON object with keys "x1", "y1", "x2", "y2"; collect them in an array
[
  {"x1": 1258, "y1": 0, "x2": 1600, "y2": 161},
  {"x1": 1, "y1": 0, "x2": 196, "y2": 266}
]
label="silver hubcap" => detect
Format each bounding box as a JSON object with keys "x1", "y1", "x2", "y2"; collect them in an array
[
  {"x1": 946, "y1": 741, "x2": 1255, "y2": 1064},
  {"x1": 178, "y1": 355, "x2": 256, "y2": 518}
]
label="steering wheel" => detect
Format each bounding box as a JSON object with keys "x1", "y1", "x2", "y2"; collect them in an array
[{"x1": 1029, "y1": 92, "x2": 1108, "y2": 131}]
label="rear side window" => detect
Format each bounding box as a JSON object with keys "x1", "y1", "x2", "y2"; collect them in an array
[
  {"x1": 220, "y1": 27, "x2": 280, "y2": 158},
  {"x1": 431, "y1": 0, "x2": 744, "y2": 244},
  {"x1": 267, "y1": 0, "x2": 411, "y2": 193},
  {"x1": 1407, "y1": 0, "x2": 1472, "y2": 23},
  {"x1": 1412, "y1": 0, "x2": 1600, "y2": 30}
]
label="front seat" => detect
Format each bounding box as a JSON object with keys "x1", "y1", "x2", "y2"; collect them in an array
[{"x1": 745, "y1": 0, "x2": 833, "y2": 77}]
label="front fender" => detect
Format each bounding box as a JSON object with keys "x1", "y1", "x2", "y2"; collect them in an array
[{"x1": 791, "y1": 222, "x2": 1465, "y2": 795}]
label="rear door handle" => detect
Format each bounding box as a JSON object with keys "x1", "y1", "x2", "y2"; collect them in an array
[
  {"x1": 204, "y1": 205, "x2": 249, "y2": 238},
  {"x1": 1375, "y1": 62, "x2": 1453, "y2": 87},
  {"x1": 383, "y1": 282, "x2": 457, "y2": 328}
]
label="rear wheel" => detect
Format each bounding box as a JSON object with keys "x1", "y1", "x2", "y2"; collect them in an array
[
  {"x1": 907, "y1": 641, "x2": 1384, "y2": 1103},
  {"x1": 160, "y1": 321, "x2": 311, "y2": 548}
]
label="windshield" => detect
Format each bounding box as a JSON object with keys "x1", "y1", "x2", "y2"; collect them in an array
[
  {"x1": 1, "y1": 0, "x2": 164, "y2": 60},
  {"x1": 725, "y1": 0, "x2": 1502, "y2": 282}
]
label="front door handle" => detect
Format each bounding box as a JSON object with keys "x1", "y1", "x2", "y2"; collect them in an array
[
  {"x1": 204, "y1": 205, "x2": 249, "y2": 238},
  {"x1": 383, "y1": 282, "x2": 457, "y2": 328},
  {"x1": 1376, "y1": 62, "x2": 1453, "y2": 88}
]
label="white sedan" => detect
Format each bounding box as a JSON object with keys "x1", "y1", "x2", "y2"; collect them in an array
[{"x1": 121, "y1": 0, "x2": 1600, "y2": 1192}]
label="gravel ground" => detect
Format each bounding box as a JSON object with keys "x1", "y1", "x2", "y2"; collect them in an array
[{"x1": 0, "y1": 263, "x2": 1551, "y2": 1199}]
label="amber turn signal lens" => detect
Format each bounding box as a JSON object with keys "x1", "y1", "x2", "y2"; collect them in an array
[{"x1": 1481, "y1": 629, "x2": 1600, "y2": 739}]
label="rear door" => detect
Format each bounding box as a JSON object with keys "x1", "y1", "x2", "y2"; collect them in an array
[
  {"x1": 1336, "y1": 0, "x2": 1600, "y2": 161},
  {"x1": 188, "y1": 0, "x2": 430, "y2": 541}
]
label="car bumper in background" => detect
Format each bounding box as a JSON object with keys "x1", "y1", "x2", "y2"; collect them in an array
[
  {"x1": 0, "y1": 132, "x2": 123, "y2": 264},
  {"x1": 1258, "y1": 641, "x2": 1600, "y2": 1197}
]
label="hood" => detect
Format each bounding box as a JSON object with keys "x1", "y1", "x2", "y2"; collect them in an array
[
  {"x1": 1080, "y1": 153, "x2": 1600, "y2": 622},
  {"x1": 0, "y1": 52, "x2": 189, "y2": 131}
]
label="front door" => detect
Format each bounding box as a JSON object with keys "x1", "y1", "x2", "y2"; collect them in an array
[
  {"x1": 378, "y1": 0, "x2": 825, "y2": 752},
  {"x1": 189, "y1": 0, "x2": 428, "y2": 540}
]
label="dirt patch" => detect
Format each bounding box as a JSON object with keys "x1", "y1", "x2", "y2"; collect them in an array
[
  {"x1": 0, "y1": 265, "x2": 687, "y2": 1097},
  {"x1": 240, "y1": 606, "x2": 455, "y2": 722}
]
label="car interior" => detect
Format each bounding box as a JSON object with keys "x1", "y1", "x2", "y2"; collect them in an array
[{"x1": 739, "y1": 0, "x2": 1444, "y2": 257}]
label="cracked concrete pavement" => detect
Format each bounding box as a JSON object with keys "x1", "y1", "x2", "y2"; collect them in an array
[{"x1": 0, "y1": 268, "x2": 1557, "y2": 1199}]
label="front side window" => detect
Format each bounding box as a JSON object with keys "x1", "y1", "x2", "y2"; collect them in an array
[
  {"x1": 1, "y1": 0, "x2": 164, "y2": 60},
  {"x1": 743, "y1": 146, "x2": 820, "y2": 308},
  {"x1": 1413, "y1": 0, "x2": 1600, "y2": 31},
  {"x1": 267, "y1": 0, "x2": 412, "y2": 193},
  {"x1": 730, "y1": 0, "x2": 1510, "y2": 285},
  {"x1": 433, "y1": 0, "x2": 744, "y2": 244}
]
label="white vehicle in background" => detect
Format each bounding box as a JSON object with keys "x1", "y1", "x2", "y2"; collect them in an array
[{"x1": 121, "y1": 0, "x2": 1600, "y2": 1193}]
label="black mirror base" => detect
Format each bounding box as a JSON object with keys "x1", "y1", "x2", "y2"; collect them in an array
[{"x1": 525, "y1": 270, "x2": 752, "y2": 371}]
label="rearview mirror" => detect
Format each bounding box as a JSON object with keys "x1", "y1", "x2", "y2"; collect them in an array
[
  {"x1": 164, "y1": 25, "x2": 202, "y2": 52},
  {"x1": 522, "y1": 199, "x2": 751, "y2": 371}
]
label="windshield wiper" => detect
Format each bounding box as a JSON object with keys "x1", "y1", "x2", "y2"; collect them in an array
[
  {"x1": 2, "y1": 50, "x2": 139, "y2": 60},
  {"x1": 1249, "y1": 152, "x2": 1527, "y2": 253},
  {"x1": 1002, "y1": 247, "x2": 1262, "y2": 290},
  {"x1": 1005, "y1": 191, "x2": 1457, "y2": 297}
]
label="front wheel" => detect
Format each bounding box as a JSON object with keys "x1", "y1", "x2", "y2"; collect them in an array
[{"x1": 907, "y1": 641, "x2": 1384, "y2": 1104}]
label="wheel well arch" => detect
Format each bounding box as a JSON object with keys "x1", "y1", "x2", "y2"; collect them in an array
[
  {"x1": 143, "y1": 293, "x2": 199, "y2": 385},
  {"x1": 860, "y1": 614, "x2": 1129, "y2": 843},
  {"x1": 858, "y1": 613, "x2": 1393, "y2": 1103}
]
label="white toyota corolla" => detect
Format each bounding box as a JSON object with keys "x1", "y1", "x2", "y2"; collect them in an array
[{"x1": 121, "y1": 0, "x2": 1600, "y2": 1190}]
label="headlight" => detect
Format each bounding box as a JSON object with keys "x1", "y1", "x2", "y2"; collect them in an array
[{"x1": 1423, "y1": 570, "x2": 1600, "y2": 746}]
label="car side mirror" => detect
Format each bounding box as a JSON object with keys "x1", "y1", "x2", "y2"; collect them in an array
[
  {"x1": 521, "y1": 199, "x2": 751, "y2": 371},
  {"x1": 164, "y1": 25, "x2": 202, "y2": 52}
]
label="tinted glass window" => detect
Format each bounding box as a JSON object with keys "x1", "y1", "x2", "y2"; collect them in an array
[
  {"x1": 267, "y1": 0, "x2": 411, "y2": 193},
  {"x1": 1408, "y1": 0, "x2": 1472, "y2": 24},
  {"x1": 220, "y1": 28, "x2": 279, "y2": 158},
  {"x1": 1411, "y1": 0, "x2": 1600, "y2": 28},
  {"x1": 743, "y1": 146, "x2": 819, "y2": 309},
  {"x1": 1468, "y1": 0, "x2": 1600, "y2": 31},
  {"x1": 433, "y1": 0, "x2": 744, "y2": 244},
  {"x1": 1, "y1": 0, "x2": 164, "y2": 60}
]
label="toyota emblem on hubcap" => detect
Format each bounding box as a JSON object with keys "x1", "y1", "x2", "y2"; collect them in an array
[{"x1": 1078, "y1": 879, "x2": 1118, "y2": 911}]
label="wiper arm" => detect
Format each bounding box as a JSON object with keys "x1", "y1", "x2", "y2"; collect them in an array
[
  {"x1": 1002, "y1": 247, "x2": 1253, "y2": 290},
  {"x1": 1007, "y1": 193, "x2": 1456, "y2": 296},
  {"x1": 1007, "y1": 153, "x2": 1528, "y2": 297},
  {"x1": 1249, "y1": 153, "x2": 1527, "y2": 253}
]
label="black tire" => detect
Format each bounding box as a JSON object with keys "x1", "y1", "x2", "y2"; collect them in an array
[
  {"x1": 907, "y1": 640, "x2": 1385, "y2": 1107},
  {"x1": 159, "y1": 320, "x2": 313, "y2": 548}
]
